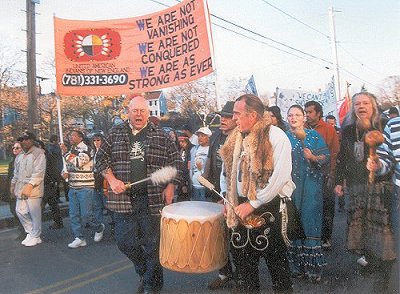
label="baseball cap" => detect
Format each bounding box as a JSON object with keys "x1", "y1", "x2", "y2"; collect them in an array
[{"x1": 195, "y1": 126, "x2": 212, "y2": 137}]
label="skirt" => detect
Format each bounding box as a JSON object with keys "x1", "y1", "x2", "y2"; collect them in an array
[{"x1": 346, "y1": 181, "x2": 396, "y2": 261}]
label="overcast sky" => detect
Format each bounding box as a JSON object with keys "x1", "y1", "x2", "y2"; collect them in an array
[{"x1": 1, "y1": 0, "x2": 399, "y2": 98}]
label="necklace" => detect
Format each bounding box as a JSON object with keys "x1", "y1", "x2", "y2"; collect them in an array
[{"x1": 354, "y1": 127, "x2": 365, "y2": 162}]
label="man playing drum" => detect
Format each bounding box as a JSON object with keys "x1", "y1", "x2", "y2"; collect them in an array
[
  {"x1": 220, "y1": 94, "x2": 295, "y2": 293},
  {"x1": 95, "y1": 96, "x2": 182, "y2": 294}
]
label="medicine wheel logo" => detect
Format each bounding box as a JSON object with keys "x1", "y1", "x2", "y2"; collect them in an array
[{"x1": 64, "y1": 29, "x2": 121, "y2": 62}]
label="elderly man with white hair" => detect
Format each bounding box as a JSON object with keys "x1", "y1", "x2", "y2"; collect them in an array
[{"x1": 95, "y1": 96, "x2": 183, "y2": 294}]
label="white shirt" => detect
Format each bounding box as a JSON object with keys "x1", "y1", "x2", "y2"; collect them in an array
[{"x1": 220, "y1": 125, "x2": 295, "y2": 209}]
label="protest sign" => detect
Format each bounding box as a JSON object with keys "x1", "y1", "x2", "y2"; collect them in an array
[
  {"x1": 276, "y1": 80, "x2": 337, "y2": 121},
  {"x1": 54, "y1": 0, "x2": 214, "y2": 96}
]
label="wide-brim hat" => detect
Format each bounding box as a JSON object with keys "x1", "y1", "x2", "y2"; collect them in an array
[{"x1": 217, "y1": 101, "x2": 234, "y2": 117}]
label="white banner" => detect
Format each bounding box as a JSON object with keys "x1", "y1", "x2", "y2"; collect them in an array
[{"x1": 276, "y1": 80, "x2": 337, "y2": 121}]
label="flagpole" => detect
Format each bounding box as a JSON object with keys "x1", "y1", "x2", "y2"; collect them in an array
[{"x1": 346, "y1": 81, "x2": 351, "y2": 108}]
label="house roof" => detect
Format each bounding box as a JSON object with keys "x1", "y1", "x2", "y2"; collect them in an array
[{"x1": 144, "y1": 91, "x2": 162, "y2": 100}]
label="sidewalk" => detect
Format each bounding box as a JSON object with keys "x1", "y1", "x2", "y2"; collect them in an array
[{"x1": 0, "y1": 196, "x2": 70, "y2": 230}]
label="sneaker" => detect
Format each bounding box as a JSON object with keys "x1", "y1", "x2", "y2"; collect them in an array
[
  {"x1": 68, "y1": 237, "x2": 87, "y2": 248},
  {"x1": 24, "y1": 236, "x2": 42, "y2": 247},
  {"x1": 94, "y1": 223, "x2": 105, "y2": 242},
  {"x1": 208, "y1": 275, "x2": 231, "y2": 290},
  {"x1": 322, "y1": 240, "x2": 332, "y2": 250},
  {"x1": 21, "y1": 234, "x2": 31, "y2": 245},
  {"x1": 357, "y1": 255, "x2": 368, "y2": 267}
]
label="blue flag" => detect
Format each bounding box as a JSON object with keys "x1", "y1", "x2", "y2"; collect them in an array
[{"x1": 245, "y1": 75, "x2": 258, "y2": 96}]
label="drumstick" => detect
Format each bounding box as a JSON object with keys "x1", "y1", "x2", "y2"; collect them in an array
[
  {"x1": 125, "y1": 166, "x2": 178, "y2": 189},
  {"x1": 198, "y1": 175, "x2": 235, "y2": 208},
  {"x1": 198, "y1": 175, "x2": 264, "y2": 228}
]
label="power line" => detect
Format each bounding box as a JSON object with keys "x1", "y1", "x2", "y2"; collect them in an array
[
  {"x1": 338, "y1": 44, "x2": 385, "y2": 77},
  {"x1": 260, "y1": 0, "x2": 330, "y2": 39},
  {"x1": 258, "y1": 0, "x2": 381, "y2": 88},
  {"x1": 149, "y1": 0, "x2": 332, "y2": 67},
  {"x1": 210, "y1": 14, "x2": 332, "y2": 65},
  {"x1": 148, "y1": 0, "x2": 380, "y2": 89}
]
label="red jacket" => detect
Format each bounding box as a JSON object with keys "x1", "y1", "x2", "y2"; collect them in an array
[{"x1": 305, "y1": 119, "x2": 340, "y2": 178}]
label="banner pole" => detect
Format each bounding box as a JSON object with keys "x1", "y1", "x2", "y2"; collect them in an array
[
  {"x1": 56, "y1": 95, "x2": 64, "y2": 143},
  {"x1": 56, "y1": 94, "x2": 68, "y2": 182}
]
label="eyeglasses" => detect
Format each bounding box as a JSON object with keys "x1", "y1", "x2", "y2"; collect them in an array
[
  {"x1": 131, "y1": 109, "x2": 147, "y2": 114},
  {"x1": 12, "y1": 147, "x2": 21, "y2": 150},
  {"x1": 93, "y1": 139, "x2": 101, "y2": 142}
]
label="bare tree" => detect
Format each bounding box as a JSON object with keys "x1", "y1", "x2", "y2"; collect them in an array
[
  {"x1": 0, "y1": 44, "x2": 26, "y2": 158},
  {"x1": 377, "y1": 75, "x2": 400, "y2": 109},
  {"x1": 168, "y1": 75, "x2": 217, "y2": 126}
]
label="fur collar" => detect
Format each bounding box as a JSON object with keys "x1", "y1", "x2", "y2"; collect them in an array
[{"x1": 220, "y1": 114, "x2": 273, "y2": 228}]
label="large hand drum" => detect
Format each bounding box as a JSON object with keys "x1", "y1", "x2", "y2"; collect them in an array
[{"x1": 160, "y1": 201, "x2": 228, "y2": 273}]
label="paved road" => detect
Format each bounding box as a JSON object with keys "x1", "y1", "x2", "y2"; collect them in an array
[{"x1": 0, "y1": 208, "x2": 397, "y2": 294}]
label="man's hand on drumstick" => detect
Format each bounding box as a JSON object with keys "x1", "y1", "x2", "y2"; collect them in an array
[
  {"x1": 234, "y1": 202, "x2": 255, "y2": 220},
  {"x1": 162, "y1": 183, "x2": 175, "y2": 205},
  {"x1": 109, "y1": 177, "x2": 126, "y2": 194},
  {"x1": 102, "y1": 169, "x2": 126, "y2": 194}
]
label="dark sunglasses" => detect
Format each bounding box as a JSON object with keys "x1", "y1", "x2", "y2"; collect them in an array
[{"x1": 12, "y1": 147, "x2": 21, "y2": 150}]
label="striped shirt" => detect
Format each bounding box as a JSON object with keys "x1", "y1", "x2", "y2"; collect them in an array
[{"x1": 376, "y1": 117, "x2": 400, "y2": 186}]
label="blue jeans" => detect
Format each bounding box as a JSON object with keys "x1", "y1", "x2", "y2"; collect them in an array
[
  {"x1": 68, "y1": 187, "x2": 101, "y2": 239},
  {"x1": 93, "y1": 189, "x2": 105, "y2": 225},
  {"x1": 191, "y1": 186, "x2": 206, "y2": 201},
  {"x1": 113, "y1": 200, "x2": 163, "y2": 292}
]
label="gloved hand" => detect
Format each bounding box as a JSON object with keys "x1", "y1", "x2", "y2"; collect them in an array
[{"x1": 21, "y1": 183, "x2": 33, "y2": 197}]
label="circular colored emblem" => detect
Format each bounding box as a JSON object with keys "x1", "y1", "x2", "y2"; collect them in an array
[{"x1": 81, "y1": 34, "x2": 104, "y2": 56}]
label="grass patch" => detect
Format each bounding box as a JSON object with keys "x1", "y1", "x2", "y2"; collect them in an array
[{"x1": 0, "y1": 159, "x2": 10, "y2": 175}]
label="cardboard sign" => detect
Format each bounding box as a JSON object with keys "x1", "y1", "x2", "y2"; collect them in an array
[{"x1": 54, "y1": 0, "x2": 214, "y2": 96}]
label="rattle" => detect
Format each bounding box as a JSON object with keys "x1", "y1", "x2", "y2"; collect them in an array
[{"x1": 364, "y1": 130, "x2": 384, "y2": 184}]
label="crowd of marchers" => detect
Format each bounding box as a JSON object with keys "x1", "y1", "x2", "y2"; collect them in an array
[{"x1": 4, "y1": 92, "x2": 399, "y2": 294}]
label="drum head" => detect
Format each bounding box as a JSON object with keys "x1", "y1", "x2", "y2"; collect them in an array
[{"x1": 162, "y1": 201, "x2": 224, "y2": 223}]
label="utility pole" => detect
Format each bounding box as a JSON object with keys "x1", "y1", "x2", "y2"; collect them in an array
[
  {"x1": 328, "y1": 7, "x2": 341, "y2": 102},
  {"x1": 328, "y1": 7, "x2": 342, "y2": 101},
  {"x1": 26, "y1": 0, "x2": 40, "y2": 133}
]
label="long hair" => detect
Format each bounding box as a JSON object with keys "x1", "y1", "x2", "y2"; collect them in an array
[{"x1": 341, "y1": 92, "x2": 381, "y2": 130}]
